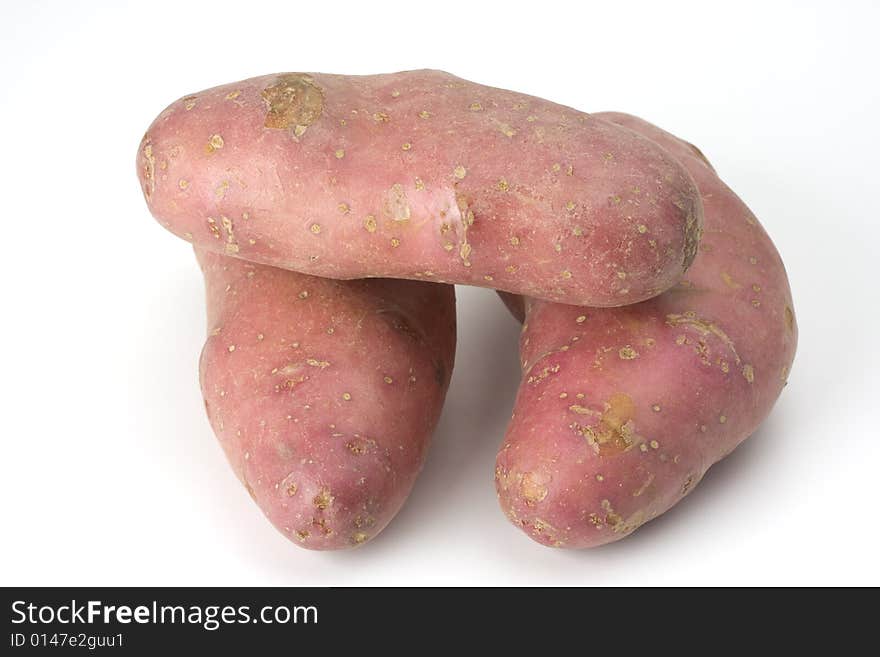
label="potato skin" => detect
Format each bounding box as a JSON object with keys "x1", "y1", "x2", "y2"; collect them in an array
[
  {"x1": 495, "y1": 114, "x2": 797, "y2": 548},
  {"x1": 138, "y1": 70, "x2": 702, "y2": 307},
  {"x1": 197, "y1": 249, "x2": 456, "y2": 549}
]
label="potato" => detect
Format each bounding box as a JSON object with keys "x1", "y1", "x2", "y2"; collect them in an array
[
  {"x1": 138, "y1": 70, "x2": 703, "y2": 307},
  {"x1": 197, "y1": 249, "x2": 456, "y2": 549},
  {"x1": 495, "y1": 114, "x2": 797, "y2": 548}
]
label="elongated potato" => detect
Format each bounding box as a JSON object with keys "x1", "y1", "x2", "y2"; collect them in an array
[
  {"x1": 197, "y1": 249, "x2": 456, "y2": 549},
  {"x1": 495, "y1": 114, "x2": 797, "y2": 548},
  {"x1": 138, "y1": 70, "x2": 702, "y2": 307}
]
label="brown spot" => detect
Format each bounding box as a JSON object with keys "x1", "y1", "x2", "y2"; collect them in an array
[
  {"x1": 346, "y1": 438, "x2": 374, "y2": 455},
  {"x1": 720, "y1": 272, "x2": 741, "y2": 289},
  {"x1": 261, "y1": 73, "x2": 324, "y2": 135},
  {"x1": 384, "y1": 184, "x2": 411, "y2": 222},
  {"x1": 681, "y1": 197, "x2": 702, "y2": 270},
  {"x1": 363, "y1": 215, "x2": 377, "y2": 233},
  {"x1": 313, "y1": 488, "x2": 334, "y2": 510},
  {"x1": 667, "y1": 313, "x2": 741, "y2": 364},
  {"x1": 742, "y1": 364, "x2": 755, "y2": 383},
  {"x1": 571, "y1": 393, "x2": 638, "y2": 456},
  {"x1": 495, "y1": 120, "x2": 517, "y2": 137},
  {"x1": 784, "y1": 306, "x2": 795, "y2": 332},
  {"x1": 141, "y1": 142, "x2": 156, "y2": 198},
  {"x1": 618, "y1": 346, "x2": 639, "y2": 360},
  {"x1": 520, "y1": 472, "x2": 548, "y2": 505},
  {"x1": 352, "y1": 532, "x2": 368, "y2": 545},
  {"x1": 205, "y1": 134, "x2": 224, "y2": 153},
  {"x1": 600, "y1": 500, "x2": 622, "y2": 528},
  {"x1": 632, "y1": 473, "x2": 655, "y2": 497}
]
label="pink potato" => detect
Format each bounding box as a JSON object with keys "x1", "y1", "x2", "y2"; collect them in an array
[
  {"x1": 138, "y1": 70, "x2": 703, "y2": 307},
  {"x1": 197, "y1": 249, "x2": 456, "y2": 549},
  {"x1": 495, "y1": 114, "x2": 797, "y2": 548}
]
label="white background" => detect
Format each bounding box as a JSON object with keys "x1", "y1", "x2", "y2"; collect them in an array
[{"x1": 2, "y1": 0, "x2": 878, "y2": 586}]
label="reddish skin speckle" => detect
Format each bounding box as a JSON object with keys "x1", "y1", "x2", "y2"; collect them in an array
[{"x1": 496, "y1": 114, "x2": 797, "y2": 548}]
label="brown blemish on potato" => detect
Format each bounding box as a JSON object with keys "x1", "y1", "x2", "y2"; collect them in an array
[
  {"x1": 384, "y1": 184, "x2": 411, "y2": 222},
  {"x1": 520, "y1": 472, "x2": 548, "y2": 505},
  {"x1": 220, "y1": 215, "x2": 239, "y2": 254},
  {"x1": 618, "y1": 346, "x2": 639, "y2": 360},
  {"x1": 346, "y1": 438, "x2": 375, "y2": 455},
  {"x1": 363, "y1": 215, "x2": 377, "y2": 233},
  {"x1": 352, "y1": 532, "x2": 368, "y2": 545},
  {"x1": 527, "y1": 363, "x2": 560, "y2": 385},
  {"x1": 453, "y1": 165, "x2": 467, "y2": 180},
  {"x1": 141, "y1": 142, "x2": 156, "y2": 198},
  {"x1": 721, "y1": 272, "x2": 741, "y2": 289},
  {"x1": 667, "y1": 313, "x2": 741, "y2": 365},
  {"x1": 596, "y1": 500, "x2": 646, "y2": 535},
  {"x1": 682, "y1": 474, "x2": 696, "y2": 495},
  {"x1": 418, "y1": 110, "x2": 431, "y2": 119},
  {"x1": 205, "y1": 134, "x2": 224, "y2": 154},
  {"x1": 206, "y1": 216, "x2": 221, "y2": 239},
  {"x1": 570, "y1": 392, "x2": 638, "y2": 455},
  {"x1": 530, "y1": 517, "x2": 561, "y2": 545},
  {"x1": 313, "y1": 488, "x2": 334, "y2": 510},
  {"x1": 784, "y1": 306, "x2": 795, "y2": 332},
  {"x1": 353, "y1": 514, "x2": 376, "y2": 529},
  {"x1": 742, "y1": 364, "x2": 755, "y2": 383},
  {"x1": 261, "y1": 73, "x2": 324, "y2": 135},
  {"x1": 493, "y1": 120, "x2": 517, "y2": 137},
  {"x1": 295, "y1": 529, "x2": 310, "y2": 542},
  {"x1": 632, "y1": 473, "x2": 655, "y2": 497},
  {"x1": 681, "y1": 199, "x2": 702, "y2": 270},
  {"x1": 600, "y1": 500, "x2": 622, "y2": 528}
]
